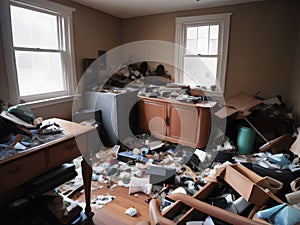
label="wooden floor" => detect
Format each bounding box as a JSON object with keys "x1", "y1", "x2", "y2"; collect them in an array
[{"x1": 75, "y1": 184, "x2": 152, "y2": 225}]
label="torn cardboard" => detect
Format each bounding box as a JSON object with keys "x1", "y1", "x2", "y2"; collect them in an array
[
  {"x1": 218, "y1": 163, "x2": 283, "y2": 206},
  {"x1": 215, "y1": 91, "x2": 263, "y2": 119}
]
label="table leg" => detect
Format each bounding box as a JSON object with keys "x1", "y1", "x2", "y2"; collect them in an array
[{"x1": 81, "y1": 158, "x2": 94, "y2": 217}]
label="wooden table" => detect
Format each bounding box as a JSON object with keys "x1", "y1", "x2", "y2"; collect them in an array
[{"x1": 0, "y1": 118, "x2": 96, "y2": 217}]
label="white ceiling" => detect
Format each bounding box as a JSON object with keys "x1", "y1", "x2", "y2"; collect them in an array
[{"x1": 70, "y1": 0, "x2": 264, "y2": 19}]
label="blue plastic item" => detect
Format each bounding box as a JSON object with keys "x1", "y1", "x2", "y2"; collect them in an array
[{"x1": 256, "y1": 203, "x2": 300, "y2": 225}]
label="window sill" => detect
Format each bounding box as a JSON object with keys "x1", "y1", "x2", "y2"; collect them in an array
[
  {"x1": 19, "y1": 94, "x2": 80, "y2": 109},
  {"x1": 191, "y1": 87, "x2": 224, "y2": 98},
  {"x1": 202, "y1": 90, "x2": 224, "y2": 98}
]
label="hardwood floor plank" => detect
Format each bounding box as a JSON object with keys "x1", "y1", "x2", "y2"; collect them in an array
[{"x1": 74, "y1": 184, "x2": 151, "y2": 225}]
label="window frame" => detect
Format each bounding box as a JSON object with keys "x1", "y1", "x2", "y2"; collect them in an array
[
  {"x1": 174, "y1": 13, "x2": 231, "y2": 96},
  {"x1": 0, "y1": 0, "x2": 76, "y2": 105}
]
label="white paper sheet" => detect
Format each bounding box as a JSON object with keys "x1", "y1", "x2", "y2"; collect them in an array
[{"x1": 290, "y1": 127, "x2": 300, "y2": 156}]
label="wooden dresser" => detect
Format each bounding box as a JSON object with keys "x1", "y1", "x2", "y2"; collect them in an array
[
  {"x1": 138, "y1": 96, "x2": 216, "y2": 149},
  {"x1": 0, "y1": 118, "x2": 95, "y2": 216}
]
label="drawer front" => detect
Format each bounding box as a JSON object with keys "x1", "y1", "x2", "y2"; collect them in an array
[
  {"x1": 0, "y1": 151, "x2": 46, "y2": 193},
  {"x1": 47, "y1": 138, "x2": 81, "y2": 168}
]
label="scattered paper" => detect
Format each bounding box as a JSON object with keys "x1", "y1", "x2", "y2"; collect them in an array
[
  {"x1": 128, "y1": 177, "x2": 152, "y2": 195},
  {"x1": 290, "y1": 127, "x2": 300, "y2": 156},
  {"x1": 125, "y1": 207, "x2": 137, "y2": 217}
]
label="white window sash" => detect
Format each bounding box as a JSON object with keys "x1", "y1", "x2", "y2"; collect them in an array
[
  {"x1": 174, "y1": 13, "x2": 231, "y2": 95},
  {"x1": 11, "y1": 0, "x2": 75, "y2": 15},
  {"x1": 0, "y1": 0, "x2": 76, "y2": 105},
  {"x1": 63, "y1": 13, "x2": 77, "y2": 95},
  {"x1": 0, "y1": 0, "x2": 20, "y2": 104},
  {"x1": 185, "y1": 55, "x2": 218, "y2": 58},
  {"x1": 14, "y1": 47, "x2": 61, "y2": 52}
]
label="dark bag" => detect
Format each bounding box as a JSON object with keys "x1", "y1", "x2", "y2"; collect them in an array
[
  {"x1": 8, "y1": 105, "x2": 35, "y2": 124},
  {"x1": 0, "y1": 117, "x2": 10, "y2": 142},
  {"x1": 155, "y1": 64, "x2": 166, "y2": 76}
]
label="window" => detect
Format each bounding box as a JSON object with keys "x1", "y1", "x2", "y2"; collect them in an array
[
  {"x1": 0, "y1": 0, "x2": 76, "y2": 104},
  {"x1": 175, "y1": 13, "x2": 231, "y2": 95}
]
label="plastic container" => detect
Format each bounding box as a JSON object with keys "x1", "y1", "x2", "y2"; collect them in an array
[{"x1": 237, "y1": 126, "x2": 256, "y2": 154}]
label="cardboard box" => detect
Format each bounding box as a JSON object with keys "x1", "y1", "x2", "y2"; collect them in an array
[
  {"x1": 219, "y1": 163, "x2": 282, "y2": 206},
  {"x1": 221, "y1": 165, "x2": 270, "y2": 205},
  {"x1": 215, "y1": 91, "x2": 263, "y2": 119}
]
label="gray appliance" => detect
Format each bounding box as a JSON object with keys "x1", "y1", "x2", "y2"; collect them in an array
[{"x1": 81, "y1": 90, "x2": 139, "y2": 146}]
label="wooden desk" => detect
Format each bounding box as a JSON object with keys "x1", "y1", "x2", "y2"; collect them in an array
[{"x1": 0, "y1": 118, "x2": 95, "y2": 217}]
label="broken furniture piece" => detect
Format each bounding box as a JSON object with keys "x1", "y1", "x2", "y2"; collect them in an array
[{"x1": 147, "y1": 163, "x2": 284, "y2": 225}]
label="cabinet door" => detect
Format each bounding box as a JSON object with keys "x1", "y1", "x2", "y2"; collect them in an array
[
  {"x1": 168, "y1": 103, "x2": 199, "y2": 146},
  {"x1": 138, "y1": 99, "x2": 167, "y2": 138}
]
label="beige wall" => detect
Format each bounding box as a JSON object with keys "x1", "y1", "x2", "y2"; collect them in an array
[
  {"x1": 122, "y1": 0, "x2": 299, "y2": 100},
  {"x1": 52, "y1": 0, "x2": 122, "y2": 81},
  {"x1": 1, "y1": 0, "x2": 300, "y2": 121},
  {"x1": 0, "y1": 0, "x2": 122, "y2": 120}
]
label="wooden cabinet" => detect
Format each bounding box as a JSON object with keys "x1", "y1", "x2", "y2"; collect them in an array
[{"x1": 138, "y1": 96, "x2": 214, "y2": 148}]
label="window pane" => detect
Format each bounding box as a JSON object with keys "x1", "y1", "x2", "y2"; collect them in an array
[
  {"x1": 187, "y1": 27, "x2": 197, "y2": 39},
  {"x1": 186, "y1": 39, "x2": 197, "y2": 54},
  {"x1": 186, "y1": 27, "x2": 197, "y2": 54},
  {"x1": 183, "y1": 56, "x2": 217, "y2": 90},
  {"x1": 11, "y1": 5, "x2": 59, "y2": 49},
  {"x1": 209, "y1": 25, "x2": 219, "y2": 54},
  {"x1": 15, "y1": 51, "x2": 65, "y2": 96},
  {"x1": 209, "y1": 39, "x2": 218, "y2": 55},
  {"x1": 210, "y1": 25, "x2": 219, "y2": 39},
  {"x1": 197, "y1": 26, "x2": 209, "y2": 55}
]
